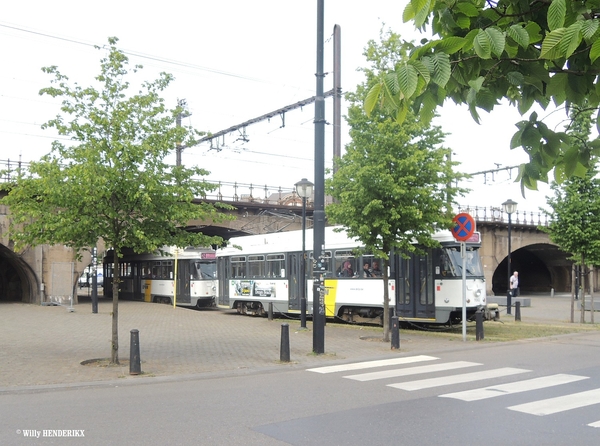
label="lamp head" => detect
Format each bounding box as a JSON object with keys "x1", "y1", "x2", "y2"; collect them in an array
[
  {"x1": 502, "y1": 198, "x2": 518, "y2": 215},
  {"x1": 295, "y1": 178, "x2": 314, "y2": 199}
]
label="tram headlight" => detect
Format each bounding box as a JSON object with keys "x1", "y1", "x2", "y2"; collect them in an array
[{"x1": 474, "y1": 289, "x2": 482, "y2": 298}]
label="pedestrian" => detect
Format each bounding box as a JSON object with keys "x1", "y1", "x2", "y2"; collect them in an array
[{"x1": 510, "y1": 271, "x2": 519, "y2": 297}]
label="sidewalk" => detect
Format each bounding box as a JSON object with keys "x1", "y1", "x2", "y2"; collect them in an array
[{"x1": 0, "y1": 294, "x2": 588, "y2": 389}]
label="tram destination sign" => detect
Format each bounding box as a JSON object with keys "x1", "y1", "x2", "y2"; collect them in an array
[{"x1": 452, "y1": 213, "x2": 476, "y2": 242}]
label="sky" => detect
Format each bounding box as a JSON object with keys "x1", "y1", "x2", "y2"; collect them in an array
[{"x1": 0, "y1": 0, "x2": 564, "y2": 215}]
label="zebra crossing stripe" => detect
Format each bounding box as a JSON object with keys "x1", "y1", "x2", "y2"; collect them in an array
[
  {"x1": 439, "y1": 374, "x2": 588, "y2": 401},
  {"x1": 306, "y1": 355, "x2": 438, "y2": 374},
  {"x1": 588, "y1": 420, "x2": 600, "y2": 428},
  {"x1": 388, "y1": 367, "x2": 530, "y2": 391},
  {"x1": 508, "y1": 388, "x2": 600, "y2": 416},
  {"x1": 344, "y1": 361, "x2": 482, "y2": 382}
]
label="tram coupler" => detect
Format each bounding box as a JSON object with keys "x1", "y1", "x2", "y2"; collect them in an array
[
  {"x1": 280, "y1": 323, "x2": 290, "y2": 362},
  {"x1": 482, "y1": 303, "x2": 500, "y2": 321}
]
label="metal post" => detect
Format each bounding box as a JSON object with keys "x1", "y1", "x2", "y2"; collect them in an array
[
  {"x1": 391, "y1": 315, "x2": 400, "y2": 349},
  {"x1": 129, "y1": 329, "x2": 141, "y2": 375},
  {"x1": 91, "y1": 247, "x2": 98, "y2": 314},
  {"x1": 515, "y1": 301, "x2": 521, "y2": 321},
  {"x1": 507, "y1": 212, "x2": 512, "y2": 315},
  {"x1": 476, "y1": 311, "x2": 484, "y2": 340},
  {"x1": 268, "y1": 302, "x2": 273, "y2": 321},
  {"x1": 312, "y1": 0, "x2": 326, "y2": 354},
  {"x1": 300, "y1": 196, "x2": 307, "y2": 329},
  {"x1": 280, "y1": 323, "x2": 290, "y2": 362}
]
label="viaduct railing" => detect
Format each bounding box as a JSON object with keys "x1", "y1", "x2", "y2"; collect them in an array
[{"x1": 1, "y1": 158, "x2": 550, "y2": 224}]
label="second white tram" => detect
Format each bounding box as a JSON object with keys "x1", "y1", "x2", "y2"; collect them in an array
[
  {"x1": 216, "y1": 226, "x2": 496, "y2": 324},
  {"x1": 103, "y1": 246, "x2": 218, "y2": 308}
]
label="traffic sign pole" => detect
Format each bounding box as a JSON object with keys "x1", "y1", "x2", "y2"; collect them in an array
[{"x1": 453, "y1": 213, "x2": 476, "y2": 342}]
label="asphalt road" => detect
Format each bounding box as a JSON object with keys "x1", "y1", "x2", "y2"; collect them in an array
[{"x1": 1, "y1": 329, "x2": 599, "y2": 445}]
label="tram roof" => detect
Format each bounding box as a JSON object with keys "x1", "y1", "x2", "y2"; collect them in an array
[{"x1": 216, "y1": 227, "x2": 479, "y2": 257}]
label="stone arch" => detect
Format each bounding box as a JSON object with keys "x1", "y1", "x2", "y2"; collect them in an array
[
  {"x1": 0, "y1": 244, "x2": 37, "y2": 303},
  {"x1": 492, "y1": 243, "x2": 571, "y2": 295}
]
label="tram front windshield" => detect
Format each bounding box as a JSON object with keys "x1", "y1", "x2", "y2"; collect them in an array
[
  {"x1": 439, "y1": 247, "x2": 483, "y2": 277},
  {"x1": 192, "y1": 261, "x2": 216, "y2": 279}
]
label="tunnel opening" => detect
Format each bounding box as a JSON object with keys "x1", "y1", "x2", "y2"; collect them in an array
[
  {"x1": 492, "y1": 243, "x2": 572, "y2": 295},
  {"x1": 0, "y1": 244, "x2": 36, "y2": 303}
]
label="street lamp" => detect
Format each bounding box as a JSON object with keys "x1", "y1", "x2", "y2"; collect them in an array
[
  {"x1": 295, "y1": 178, "x2": 314, "y2": 329},
  {"x1": 502, "y1": 199, "x2": 518, "y2": 315}
]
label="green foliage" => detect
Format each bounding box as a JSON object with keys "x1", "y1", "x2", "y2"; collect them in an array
[
  {"x1": 327, "y1": 30, "x2": 466, "y2": 340},
  {"x1": 2, "y1": 38, "x2": 232, "y2": 256},
  {"x1": 541, "y1": 104, "x2": 600, "y2": 267},
  {"x1": 368, "y1": 0, "x2": 600, "y2": 190},
  {"x1": 0, "y1": 38, "x2": 234, "y2": 364}
]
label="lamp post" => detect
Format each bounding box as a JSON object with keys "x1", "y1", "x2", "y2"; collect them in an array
[
  {"x1": 295, "y1": 178, "x2": 314, "y2": 329},
  {"x1": 502, "y1": 199, "x2": 518, "y2": 315}
]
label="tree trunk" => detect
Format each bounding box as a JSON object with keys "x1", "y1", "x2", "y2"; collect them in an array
[
  {"x1": 382, "y1": 258, "x2": 390, "y2": 342},
  {"x1": 111, "y1": 249, "x2": 120, "y2": 365}
]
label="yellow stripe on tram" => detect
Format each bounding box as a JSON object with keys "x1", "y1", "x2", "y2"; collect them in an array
[{"x1": 323, "y1": 279, "x2": 338, "y2": 317}]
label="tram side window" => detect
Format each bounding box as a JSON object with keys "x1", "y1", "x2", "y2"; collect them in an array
[
  {"x1": 119, "y1": 262, "x2": 132, "y2": 278},
  {"x1": 361, "y1": 255, "x2": 384, "y2": 278},
  {"x1": 231, "y1": 256, "x2": 246, "y2": 278},
  {"x1": 141, "y1": 262, "x2": 152, "y2": 278},
  {"x1": 266, "y1": 254, "x2": 285, "y2": 278},
  {"x1": 335, "y1": 250, "x2": 356, "y2": 278},
  {"x1": 152, "y1": 261, "x2": 173, "y2": 279},
  {"x1": 248, "y1": 255, "x2": 265, "y2": 278}
]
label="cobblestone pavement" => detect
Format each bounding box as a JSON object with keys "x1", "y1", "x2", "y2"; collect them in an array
[{"x1": 0, "y1": 294, "x2": 590, "y2": 389}]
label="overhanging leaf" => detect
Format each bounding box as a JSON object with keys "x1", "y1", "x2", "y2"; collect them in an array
[
  {"x1": 473, "y1": 29, "x2": 492, "y2": 59},
  {"x1": 540, "y1": 28, "x2": 566, "y2": 60},
  {"x1": 547, "y1": 0, "x2": 566, "y2": 32}
]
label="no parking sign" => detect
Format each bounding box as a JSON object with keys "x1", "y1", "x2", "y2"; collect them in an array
[{"x1": 452, "y1": 213, "x2": 476, "y2": 241}]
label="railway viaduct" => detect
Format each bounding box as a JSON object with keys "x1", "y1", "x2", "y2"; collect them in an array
[{"x1": 0, "y1": 186, "x2": 577, "y2": 306}]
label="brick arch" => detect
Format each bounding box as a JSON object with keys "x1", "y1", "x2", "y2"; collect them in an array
[
  {"x1": 491, "y1": 243, "x2": 571, "y2": 295},
  {"x1": 0, "y1": 244, "x2": 37, "y2": 303}
]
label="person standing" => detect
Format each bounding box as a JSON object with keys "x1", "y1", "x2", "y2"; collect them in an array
[{"x1": 510, "y1": 271, "x2": 519, "y2": 297}]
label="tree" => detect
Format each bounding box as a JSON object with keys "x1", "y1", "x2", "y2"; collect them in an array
[
  {"x1": 366, "y1": 0, "x2": 600, "y2": 192},
  {"x1": 541, "y1": 104, "x2": 600, "y2": 323},
  {"x1": 326, "y1": 30, "x2": 465, "y2": 341},
  {"x1": 1, "y1": 38, "x2": 232, "y2": 364}
]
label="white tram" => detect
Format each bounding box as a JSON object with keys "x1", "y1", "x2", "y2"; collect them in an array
[
  {"x1": 103, "y1": 246, "x2": 218, "y2": 308},
  {"x1": 216, "y1": 226, "x2": 496, "y2": 324}
]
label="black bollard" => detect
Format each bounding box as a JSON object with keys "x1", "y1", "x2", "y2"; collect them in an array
[
  {"x1": 268, "y1": 302, "x2": 273, "y2": 321},
  {"x1": 280, "y1": 323, "x2": 290, "y2": 362},
  {"x1": 129, "y1": 329, "x2": 141, "y2": 375},
  {"x1": 515, "y1": 301, "x2": 521, "y2": 321},
  {"x1": 506, "y1": 289, "x2": 512, "y2": 315},
  {"x1": 300, "y1": 297, "x2": 307, "y2": 329},
  {"x1": 391, "y1": 315, "x2": 400, "y2": 350},
  {"x1": 476, "y1": 311, "x2": 484, "y2": 341},
  {"x1": 91, "y1": 271, "x2": 98, "y2": 314}
]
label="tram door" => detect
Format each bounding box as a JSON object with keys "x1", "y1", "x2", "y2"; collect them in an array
[
  {"x1": 395, "y1": 250, "x2": 435, "y2": 319},
  {"x1": 176, "y1": 261, "x2": 191, "y2": 304},
  {"x1": 287, "y1": 252, "x2": 301, "y2": 310},
  {"x1": 217, "y1": 258, "x2": 229, "y2": 306}
]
